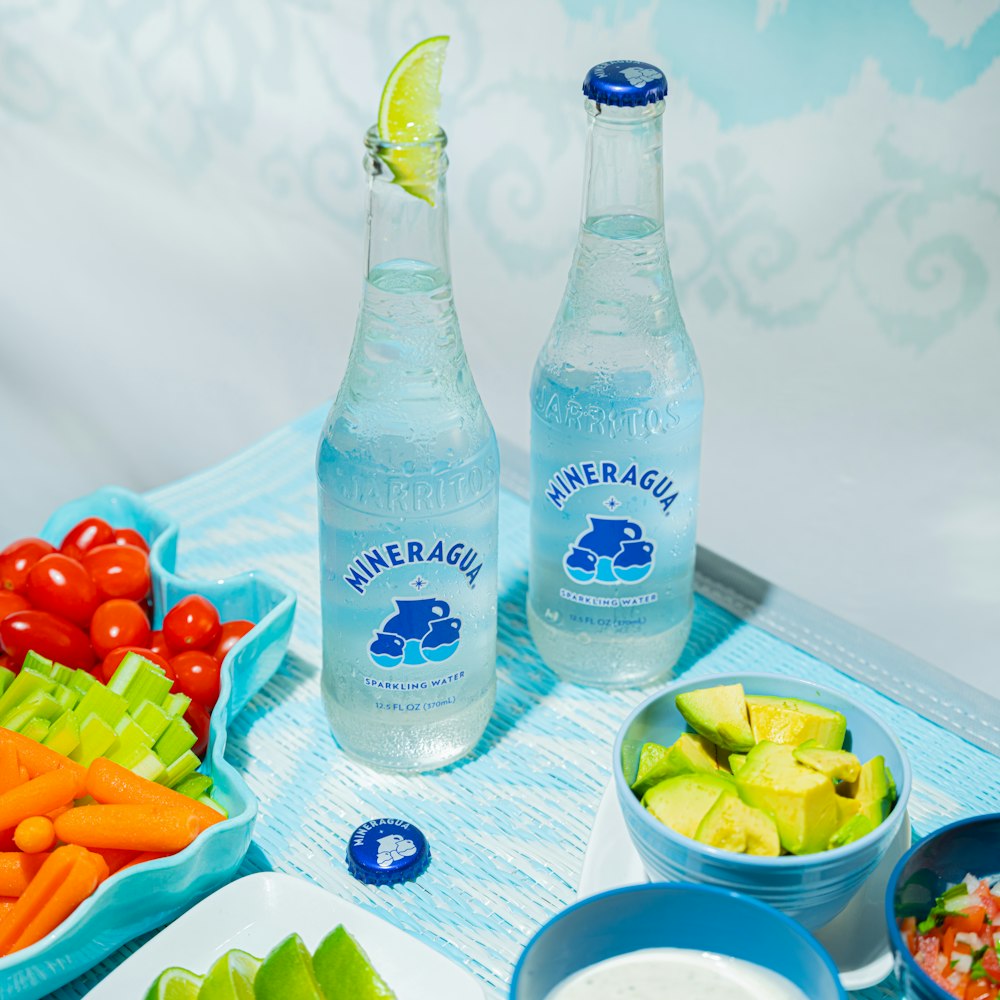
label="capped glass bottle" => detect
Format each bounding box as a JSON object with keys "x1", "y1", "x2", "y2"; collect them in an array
[
  {"x1": 528, "y1": 61, "x2": 703, "y2": 687},
  {"x1": 317, "y1": 126, "x2": 499, "y2": 770}
]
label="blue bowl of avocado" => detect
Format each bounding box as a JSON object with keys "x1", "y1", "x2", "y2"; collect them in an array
[
  {"x1": 885, "y1": 813, "x2": 1000, "y2": 1000},
  {"x1": 614, "y1": 673, "x2": 911, "y2": 930}
]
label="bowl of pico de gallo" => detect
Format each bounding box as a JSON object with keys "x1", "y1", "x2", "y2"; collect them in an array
[{"x1": 887, "y1": 813, "x2": 1000, "y2": 1000}]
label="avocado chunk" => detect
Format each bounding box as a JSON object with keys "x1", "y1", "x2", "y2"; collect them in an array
[
  {"x1": 835, "y1": 793, "x2": 861, "y2": 824},
  {"x1": 829, "y1": 814, "x2": 874, "y2": 849},
  {"x1": 840, "y1": 756, "x2": 896, "y2": 828},
  {"x1": 630, "y1": 733, "x2": 719, "y2": 797},
  {"x1": 642, "y1": 772, "x2": 736, "y2": 839},
  {"x1": 735, "y1": 741, "x2": 839, "y2": 855},
  {"x1": 746, "y1": 695, "x2": 847, "y2": 750},
  {"x1": 728, "y1": 753, "x2": 748, "y2": 774},
  {"x1": 695, "y1": 791, "x2": 781, "y2": 856},
  {"x1": 793, "y1": 744, "x2": 861, "y2": 783},
  {"x1": 675, "y1": 683, "x2": 754, "y2": 752}
]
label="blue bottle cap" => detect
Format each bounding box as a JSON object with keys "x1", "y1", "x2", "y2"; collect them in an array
[
  {"x1": 346, "y1": 818, "x2": 430, "y2": 886},
  {"x1": 582, "y1": 60, "x2": 667, "y2": 107}
]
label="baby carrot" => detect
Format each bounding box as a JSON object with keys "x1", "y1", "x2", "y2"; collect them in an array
[
  {"x1": 14, "y1": 816, "x2": 56, "y2": 854},
  {"x1": 0, "y1": 846, "x2": 107, "y2": 956},
  {"x1": 117, "y1": 850, "x2": 169, "y2": 872},
  {"x1": 88, "y1": 847, "x2": 140, "y2": 875},
  {"x1": 0, "y1": 853, "x2": 50, "y2": 897},
  {"x1": 0, "y1": 743, "x2": 20, "y2": 795},
  {"x1": 0, "y1": 730, "x2": 85, "y2": 783},
  {"x1": 55, "y1": 805, "x2": 205, "y2": 853},
  {"x1": 0, "y1": 845, "x2": 82, "y2": 955},
  {"x1": 0, "y1": 768, "x2": 84, "y2": 831},
  {"x1": 0, "y1": 898, "x2": 13, "y2": 920},
  {"x1": 87, "y1": 759, "x2": 222, "y2": 829}
]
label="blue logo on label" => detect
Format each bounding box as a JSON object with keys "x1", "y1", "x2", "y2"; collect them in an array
[
  {"x1": 368, "y1": 597, "x2": 462, "y2": 668},
  {"x1": 563, "y1": 515, "x2": 655, "y2": 586}
]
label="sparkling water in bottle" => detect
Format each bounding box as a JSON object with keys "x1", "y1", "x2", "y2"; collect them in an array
[
  {"x1": 528, "y1": 61, "x2": 704, "y2": 687},
  {"x1": 317, "y1": 124, "x2": 499, "y2": 771}
]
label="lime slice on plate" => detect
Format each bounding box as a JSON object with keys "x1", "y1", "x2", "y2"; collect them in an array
[
  {"x1": 253, "y1": 933, "x2": 325, "y2": 1000},
  {"x1": 143, "y1": 967, "x2": 203, "y2": 1000},
  {"x1": 313, "y1": 924, "x2": 397, "y2": 999},
  {"x1": 197, "y1": 948, "x2": 261, "y2": 1000},
  {"x1": 377, "y1": 35, "x2": 449, "y2": 204}
]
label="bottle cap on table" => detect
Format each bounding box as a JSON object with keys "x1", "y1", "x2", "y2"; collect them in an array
[
  {"x1": 582, "y1": 60, "x2": 667, "y2": 107},
  {"x1": 346, "y1": 818, "x2": 430, "y2": 886}
]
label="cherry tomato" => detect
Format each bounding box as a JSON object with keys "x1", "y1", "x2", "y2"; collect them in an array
[
  {"x1": 60, "y1": 517, "x2": 114, "y2": 561},
  {"x1": 170, "y1": 650, "x2": 221, "y2": 707},
  {"x1": 89, "y1": 600, "x2": 151, "y2": 659},
  {"x1": 83, "y1": 544, "x2": 151, "y2": 602},
  {"x1": 148, "y1": 629, "x2": 170, "y2": 659},
  {"x1": 0, "y1": 652, "x2": 17, "y2": 672},
  {"x1": 0, "y1": 592, "x2": 32, "y2": 620},
  {"x1": 163, "y1": 595, "x2": 221, "y2": 653},
  {"x1": 184, "y1": 700, "x2": 212, "y2": 758},
  {"x1": 0, "y1": 610, "x2": 96, "y2": 670},
  {"x1": 100, "y1": 645, "x2": 174, "y2": 685},
  {"x1": 112, "y1": 528, "x2": 149, "y2": 553},
  {"x1": 0, "y1": 538, "x2": 56, "y2": 593},
  {"x1": 212, "y1": 620, "x2": 254, "y2": 662},
  {"x1": 25, "y1": 553, "x2": 99, "y2": 627}
]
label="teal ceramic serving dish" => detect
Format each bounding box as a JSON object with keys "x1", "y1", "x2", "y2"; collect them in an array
[{"x1": 0, "y1": 487, "x2": 295, "y2": 1000}]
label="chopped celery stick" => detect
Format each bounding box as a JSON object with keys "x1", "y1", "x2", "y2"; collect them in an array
[
  {"x1": 111, "y1": 745, "x2": 165, "y2": 782},
  {"x1": 133, "y1": 700, "x2": 171, "y2": 743},
  {"x1": 75, "y1": 684, "x2": 128, "y2": 727},
  {"x1": 2, "y1": 690, "x2": 63, "y2": 731},
  {"x1": 43, "y1": 710, "x2": 81, "y2": 756},
  {"x1": 163, "y1": 749, "x2": 200, "y2": 787},
  {"x1": 113, "y1": 716, "x2": 153, "y2": 749},
  {"x1": 20, "y1": 651, "x2": 55, "y2": 677},
  {"x1": 172, "y1": 773, "x2": 213, "y2": 799},
  {"x1": 198, "y1": 795, "x2": 227, "y2": 818},
  {"x1": 52, "y1": 685, "x2": 79, "y2": 712},
  {"x1": 69, "y1": 714, "x2": 118, "y2": 765},
  {"x1": 123, "y1": 671, "x2": 173, "y2": 713},
  {"x1": 161, "y1": 691, "x2": 192, "y2": 718},
  {"x1": 155, "y1": 719, "x2": 197, "y2": 765},
  {"x1": 0, "y1": 668, "x2": 56, "y2": 718},
  {"x1": 21, "y1": 717, "x2": 51, "y2": 742},
  {"x1": 0, "y1": 667, "x2": 14, "y2": 696},
  {"x1": 68, "y1": 669, "x2": 96, "y2": 697}
]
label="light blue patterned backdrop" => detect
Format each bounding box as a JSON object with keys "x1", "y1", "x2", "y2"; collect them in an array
[{"x1": 1, "y1": 4, "x2": 998, "y2": 706}]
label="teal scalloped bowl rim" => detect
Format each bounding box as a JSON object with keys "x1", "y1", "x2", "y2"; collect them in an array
[{"x1": 0, "y1": 486, "x2": 296, "y2": 1000}]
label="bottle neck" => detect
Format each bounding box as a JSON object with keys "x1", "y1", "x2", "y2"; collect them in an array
[
  {"x1": 580, "y1": 99, "x2": 665, "y2": 234},
  {"x1": 364, "y1": 129, "x2": 451, "y2": 282}
]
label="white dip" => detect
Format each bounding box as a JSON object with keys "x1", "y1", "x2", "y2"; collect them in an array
[{"x1": 545, "y1": 947, "x2": 811, "y2": 1000}]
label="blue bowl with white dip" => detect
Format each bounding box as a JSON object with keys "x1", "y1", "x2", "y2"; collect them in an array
[
  {"x1": 511, "y1": 883, "x2": 846, "y2": 1000},
  {"x1": 614, "y1": 673, "x2": 911, "y2": 929}
]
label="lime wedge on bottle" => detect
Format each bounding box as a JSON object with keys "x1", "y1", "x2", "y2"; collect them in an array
[
  {"x1": 313, "y1": 925, "x2": 397, "y2": 999},
  {"x1": 253, "y1": 933, "x2": 325, "y2": 1000},
  {"x1": 143, "y1": 967, "x2": 203, "y2": 1000},
  {"x1": 377, "y1": 35, "x2": 449, "y2": 204},
  {"x1": 197, "y1": 948, "x2": 261, "y2": 1000}
]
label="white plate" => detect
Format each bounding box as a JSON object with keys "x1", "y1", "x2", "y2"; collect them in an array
[
  {"x1": 85, "y1": 871, "x2": 485, "y2": 999},
  {"x1": 578, "y1": 783, "x2": 911, "y2": 992}
]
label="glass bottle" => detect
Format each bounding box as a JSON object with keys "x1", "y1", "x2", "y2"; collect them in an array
[
  {"x1": 317, "y1": 126, "x2": 499, "y2": 770},
  {"x1": 528, "y1": 61, "x2": 704, "y2": 687}
]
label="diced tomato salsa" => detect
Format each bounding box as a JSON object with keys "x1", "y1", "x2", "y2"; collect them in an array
[{"x1": 900, "y1": 875, "x2": 1000, "y2": 1000}]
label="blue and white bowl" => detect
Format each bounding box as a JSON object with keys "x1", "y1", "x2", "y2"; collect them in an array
[
  {"x1": 886, "y1": 813, "x2": 1000, "y2": 1000},
  {"x1": 614, "y1": 673, "x2": 911, "y2": 930},
  {"x1": 0, "y1": 486, "x2": 296, "y2": 1000},
  {"x1": 511, "y1": 883, "x2": 846, "y2": 999}
]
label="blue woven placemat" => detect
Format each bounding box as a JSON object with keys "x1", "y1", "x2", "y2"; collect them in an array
[{"x1": 53, "y1": 408, "x2": 1000, "y2": 1000}]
